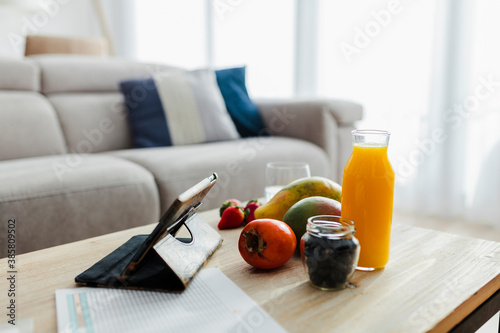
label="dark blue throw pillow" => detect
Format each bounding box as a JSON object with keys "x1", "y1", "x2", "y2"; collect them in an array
[
  {"x1": 120, "y1": 70, "x2": 240, "y2": 148},
  {"x1": 119, "y1": 78, "x2": 173, "y2": 147},
  {"x1": 215, "y1": 67, "x2": 265, "y2": 137}
]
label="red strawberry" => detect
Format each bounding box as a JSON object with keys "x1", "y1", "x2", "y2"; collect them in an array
[
  {"x1": 243, "y1": 200, "x2": 261, "y2": 224},
  {"x1": 219, "y1": 199, "x2": 243, "y2": 217},
  {"x1": 218, "y1": 206, "x2": 245, "y2": 230}
]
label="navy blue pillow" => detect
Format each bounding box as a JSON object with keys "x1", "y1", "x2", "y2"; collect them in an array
[
  {"x1": 215, "y1": 67, "x2": 266, "y2": 137},
  {"x1": 120, "y1": 78, "x2": 173, "y2": 148}
]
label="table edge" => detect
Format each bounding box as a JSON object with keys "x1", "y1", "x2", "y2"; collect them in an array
[{"x1": 428, "y1": 273, "x2": 500, "y2": 332}]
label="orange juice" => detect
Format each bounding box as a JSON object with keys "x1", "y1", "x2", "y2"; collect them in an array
[{"x1": 341, "y1": 130, "x2": 394, "y2": 270}]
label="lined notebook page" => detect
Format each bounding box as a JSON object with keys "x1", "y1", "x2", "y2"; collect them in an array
[{"x1": 56, "y1": 268, "x2": 286, "y2": 333}]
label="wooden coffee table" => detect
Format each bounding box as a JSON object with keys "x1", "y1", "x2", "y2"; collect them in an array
[{"x1": 1, "y1": 208, "x2": 499, "y2": 332}]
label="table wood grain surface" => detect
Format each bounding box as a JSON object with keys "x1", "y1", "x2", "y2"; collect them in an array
[{"x1": 1, "y1": 209, "x2": 499, "y2": 333}]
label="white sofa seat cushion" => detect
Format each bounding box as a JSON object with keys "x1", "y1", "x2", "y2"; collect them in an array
[
  {"x1": 0, "y1": 154, "x2": 160, "y2": 255},
  {"x1": 105, "y1": 137, "x2": 330, "y2": 211}
]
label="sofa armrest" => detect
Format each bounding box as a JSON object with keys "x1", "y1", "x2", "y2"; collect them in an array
[
  {"x1": 254, "y1": 98, "x2": 363, "y2": 181},
  {"x1": 255, "y1": 98, "x2": 362, "y2": 127}
]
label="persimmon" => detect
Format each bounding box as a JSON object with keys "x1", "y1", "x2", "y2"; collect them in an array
[{"x1": 238, "y1": 219, "x2": 296, "y2": 269}]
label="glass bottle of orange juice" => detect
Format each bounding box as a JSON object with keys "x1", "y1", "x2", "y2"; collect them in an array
[{"x1": 341, "y1": 130, "x2": 395, "y2": 271}]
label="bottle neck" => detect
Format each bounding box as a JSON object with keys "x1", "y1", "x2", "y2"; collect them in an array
[
  {"x1": 352, "y1": 129, "x2": 390, "y2": 147},
  {"x1": 352, "y1": 144, "x2": 389, "y2": 153}
]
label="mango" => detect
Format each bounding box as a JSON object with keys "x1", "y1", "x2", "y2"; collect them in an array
[
  {"x1": 254, "y1": 177, "x2": 342, "y2": 221},
  {"x1": 283, "y1": 196, "x2": 341, "y2": 249}
]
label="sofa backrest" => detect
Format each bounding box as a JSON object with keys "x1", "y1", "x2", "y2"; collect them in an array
[
  {"x1": 0, "y1": 57, "x2": 68, "y2": 161},
  {"x1": 31, "y1": 55, "x2": 179, "y2": 153}
]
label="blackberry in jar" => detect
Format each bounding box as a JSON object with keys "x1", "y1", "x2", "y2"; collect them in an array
[{"x1": 300, "y1": 215, "x2": 360, "y2": 290}]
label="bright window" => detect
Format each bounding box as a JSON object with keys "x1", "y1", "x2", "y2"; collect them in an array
[
  {"x1": 135, "y1": 0, "x2": 207, "y2": 69},
  {"x1": 317, "y1": 0, "x2": 437, "y2": 182},
  {"x1": 213, "y1": 0, "x2": 296, "y2": 98}
]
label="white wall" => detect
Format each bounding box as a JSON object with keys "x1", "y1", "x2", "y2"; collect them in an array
[{"x1": 0, "y1": 0, "x2": 100, "y2": 58}]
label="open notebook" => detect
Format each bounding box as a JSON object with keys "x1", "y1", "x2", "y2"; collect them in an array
[{"x1": 57, "y1": 267, "x2": 286, "y2": 333}]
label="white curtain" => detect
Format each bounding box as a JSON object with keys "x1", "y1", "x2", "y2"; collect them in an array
[
  {"x1": 129, "y1": 0, "x2": 500, "y2": 226},
  {"x1": 396, "y1": 0, "x2": 500, "y2": 226},
  {"x1": 99, "y1": 0, "x2": 136, "y2": 59},
  {"x1": 462, "y1": 0, "x2": 500, "y2": 225},
  {"x1": 315, "y1": 0, "x2": 499, "y2": 227}
]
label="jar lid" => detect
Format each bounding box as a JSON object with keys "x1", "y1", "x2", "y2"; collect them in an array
[{"x1": 307, "y1": 215, "x2": 355, "y2": 238}]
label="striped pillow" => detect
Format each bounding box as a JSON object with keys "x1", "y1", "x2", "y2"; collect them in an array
[{"x1": 120, "y1": 69, "x2": 240, "y2": 148}]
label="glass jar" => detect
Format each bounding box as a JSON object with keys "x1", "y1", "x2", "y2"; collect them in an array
[
  {"x1": 341, "y1": 129, "x2": 395, "y2": 271},
  {"x1": 301, "y1": 215, "x2": 360, "y2": 291}
]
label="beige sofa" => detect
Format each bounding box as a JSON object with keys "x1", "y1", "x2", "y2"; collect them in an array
[{"x1": 0, "y1": 55, "x2": 362, "y2": 256}]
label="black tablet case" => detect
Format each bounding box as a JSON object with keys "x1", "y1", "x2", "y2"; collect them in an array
[
  {"x1": 75, "y1": 175, "x2": 223, "y2": 292},
  {"x1": 75, "y1": 214, "x2": 222, "y2": 292}
]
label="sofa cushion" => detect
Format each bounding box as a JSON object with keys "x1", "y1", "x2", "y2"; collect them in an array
[
  {"x1": 120, "y1": 69, "x2": 240, "y2": 147},
  {"x1": 30, "y1": 54, "x2": 180, "y2": 94},
  {"x1": 0, "y1": 154, "x2": 160, "y2": 256},
  {"x1": 0, "y1": 91, "x2": 67, "y2": 161},
  {"x1": 0, "y1": 56, "x2": 40, "y2": 91},
  {"x1": 48, "y1": 93, "x2": 132, "y2": 152},
  {"x1": 215, "y1": 67, "x2": 265, "y2": 137},
  {"x1": 105, "y1": 137, "x2": 330, "y2": 212}
]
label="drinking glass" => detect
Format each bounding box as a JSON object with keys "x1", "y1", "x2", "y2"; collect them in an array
[{"x1": 265, "y1": 162, "x2": 311, "y2": 202}]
